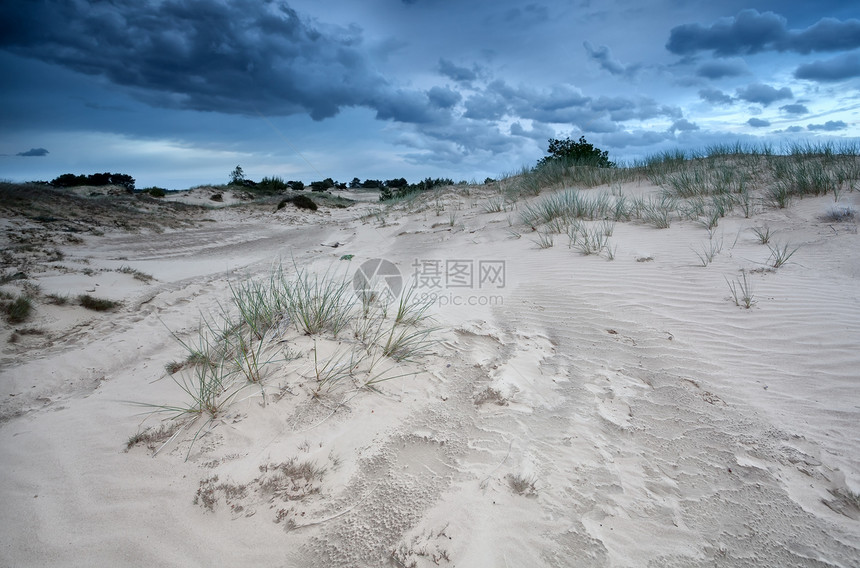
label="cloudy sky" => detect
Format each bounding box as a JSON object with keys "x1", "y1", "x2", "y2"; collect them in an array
[{"x1": 1, "y1": 0, "x2": 859, "y2": 189}]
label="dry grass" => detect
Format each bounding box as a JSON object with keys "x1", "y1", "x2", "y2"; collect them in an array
[{"x1": 507, "y1": 473, "x2": 538, "y2": 496}]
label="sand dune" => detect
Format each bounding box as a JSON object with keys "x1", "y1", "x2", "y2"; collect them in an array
[{"x1": 1, "y1": 180, "x2": 858, "y2": 566}]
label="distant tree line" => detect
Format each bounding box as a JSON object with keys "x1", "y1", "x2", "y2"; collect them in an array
[
  {"x1": 50, "y1": 172, "x2": 136, "y2": 191},
  {"x1": 227, "y1": 165, "x2": 457, "y2": 202}
]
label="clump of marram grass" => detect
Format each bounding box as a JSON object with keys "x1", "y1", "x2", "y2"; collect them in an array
[
  {"x1": 767, "y1": 241, "x2": 800, "y2": 268},
  {"x1": 507, "y1": 473, "x2": 538, "y2": 496},
  {"x1": 79, "y1": 294, "x2": 120, "y2": 311},
  {"x1": 726, "y1": 270, "x2": 755, "y2": 309},
  {"x1": 45, "y1": 293, "x2": 69, "y2": 306},
  {"x1": 533, "y1": 231, "x2": 554, "y2": 249},
  {"x1": 567, "y1": 223, "x2": 614, "y2": 258},
  {"x1": 520, "y1": 189, "x2": 613, "y2": 229},
  {"x1": 117, "y1": 265, "x2": 154, "y2": 283},
  {"x1": 750, "y1": 226, "x2": 773, "y2": 244},
  {"x1": 134, "y1": 264, "x2": 439, "y2": 457},
  {"x1": 3, "y1": 295, "x2": 33, "y2": 324},
  {"x1": 822, "y1": 204, "x2": 856, "y2": 222},
  {"x1": 633, "y1": 195, "x2": 676, "y2": 228},
  {"x1": 125, "y1": 422, "x2": 184, "y2": 452},
  {"x1": 693, "y1": 237, "x2": 723, "y2": 267}
]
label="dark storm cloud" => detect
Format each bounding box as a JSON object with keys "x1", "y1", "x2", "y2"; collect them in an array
[
  {"x1": 403, "y1": 121, "x2": 519, "y2": 163},
  {"x1": 0, "y1": 0, "x2": 435, "y2": 123},
  {"x1": 438, "y1": 59, "x2": 478, "y2": 83},
  {"x1": 780, "y1": 103, "x2": 809, "y2": 115},
  {"x1": 670, "y1": 119, "x2": 699, "y2": 132},
  {"x1": 16, "y1": 147, "x2": 49, "y2": 156},
  {"x1": 807, "y1": 120, "x2": 848, "y2": 131},
  {"x1": 510, "y1": 121, "x2": 555, "y2": 142},
  {"x1": 468, "y1": 81, "x2": 592, "y2": 124},
  {"x1": 747, "y1": 118, "x2": 771, "y2": 128},
  {"x1": 462, "y1": 90, "x2": 509, "y2": 121},
  {"x1": 426, "y1": 86, "x2": 461, "y2": 109},
  {"x1": 583, "y1": 42, "x2": 639, "y2": 77},
  {"x1": 698, "y1": 88, "x2": 734, "y2": 105},
  {"x1": 371, "y1": 90, "x2": 445, "y2": 124},
  {"x1": 736, "y1": 83, "x2": 793, "y2": 106},
  {"x1": 795, "y1": 53, "x2": 860, "y2": 82},
  {"x1": 666, "y1": 10, "x2": 860, "y2": 56},
  {"x1": 696, "y1": 59, "x2": 748, "y2": 79}
]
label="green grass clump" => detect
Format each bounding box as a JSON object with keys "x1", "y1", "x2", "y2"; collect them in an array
[
  {"x1": 79, "y1": 294, "x2": 120, "y2": 311},
  {"x1": 767, "y1": 242, "x2": 800, "y2": 268},
  {"x1": 3, "y1": 295, "x2": 33, "y2": 324},
  {"x1": 520, "y1": 189, "x2": 614, "y2": 229},
  {"x1": 750, "y1": 226, "x2": 773, "y2": 244},
  {"x1": 135, "y1": 264, "x2": 439, "y2": 457}
]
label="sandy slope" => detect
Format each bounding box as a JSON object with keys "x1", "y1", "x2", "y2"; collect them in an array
[{"x1": 1, "y1": 183, "x2": 858, "y2": 567}]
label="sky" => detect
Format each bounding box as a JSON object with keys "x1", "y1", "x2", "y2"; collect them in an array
[{"x1": 1, "y1": 0, "x2": 859, "y2": 190}]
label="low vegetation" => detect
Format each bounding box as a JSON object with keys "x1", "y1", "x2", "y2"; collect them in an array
[
  {"x1": 132, "y1": 264, "x2": 438, "y2": 457},
  {"x1": 79, "y1": 294, "x2": 120, "y2": 311},
  {"x1": 2, "y1": 294, "x2": 33, "y2": 324}
]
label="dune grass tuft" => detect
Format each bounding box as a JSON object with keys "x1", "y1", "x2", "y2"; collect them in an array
[
  {"x1": 726, "y1": 270, "x2": 755, "y2": 309},
  {"x1": 3, "y1": 295, "x2": 33, "y2": 324},
  {"x1": 767, "y1": 241, "x2": 800, "y2": 268},
  {"x1": 79, "y1": 294, "x2": 120, "y2": 311}
]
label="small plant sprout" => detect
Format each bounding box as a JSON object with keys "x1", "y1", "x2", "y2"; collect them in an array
[
  {"x1": 767, "y1": 241, "x2": 800, "y2": 268},
  {"x1": 726, "y1": 270, "x2": 755, "y2": 309},
  {"x1": 693, "y1": 237, "x2": 723, "y2": 267}
]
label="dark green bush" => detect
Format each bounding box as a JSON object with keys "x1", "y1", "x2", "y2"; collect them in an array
[
  {"x1": 145, "y1": 187, "x2": 167, "y2": 198},
  {"x1": 50, "y1": 172, "x2": 136, "y2": 191},
  {"x1": 538, "y1": 136, "x2": 614, "y2": 168},
  {"x1": 259, "y1": 176, "x2": 289, "y2": 192},
  {"x1": 291, "y1": 194, "x2": 318, "y2": 210}
]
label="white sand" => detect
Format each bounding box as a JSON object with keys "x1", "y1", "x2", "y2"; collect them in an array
[{"x1": 1, "y1": 183, "x2": 859, "y2": 566}]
